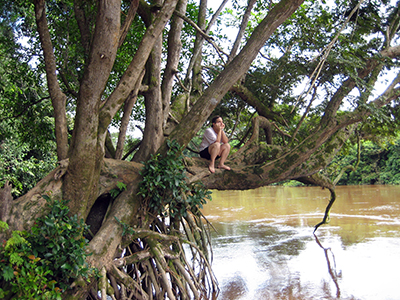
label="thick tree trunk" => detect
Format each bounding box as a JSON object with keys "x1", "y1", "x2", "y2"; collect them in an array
[
  {"x1": 10, "y1": 1, "x2": 400, "y2": 298},
  {"x1": 63, "y1": 0, "x2": 121, "y2": 220}
]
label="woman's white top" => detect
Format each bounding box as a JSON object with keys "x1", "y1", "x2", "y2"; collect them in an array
[{"x1": 199, "y1": 127, "x2": 219, "y2": 151}]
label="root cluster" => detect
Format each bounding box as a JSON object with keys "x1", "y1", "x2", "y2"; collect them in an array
[{"x1": 89, "y1": 210, "x2": 218, "y2": 300}]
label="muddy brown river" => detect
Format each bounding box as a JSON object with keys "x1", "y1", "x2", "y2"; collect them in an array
[{"x1": 201, "y1": 185, "x2": 400, "y2": 300}]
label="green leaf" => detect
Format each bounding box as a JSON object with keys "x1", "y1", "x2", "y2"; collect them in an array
[
  {"x1": 9, "y1": 252, "x2": 24, "y2": 266},
  {"x1": 61, "y1": 263, "x2": 72, "y2": 270},
  {"x1": 2, "y1": 265, "x2": 14, "y2": 281},
  {"x1": 0, "y1": 221, "x2": 9, "y2": 232}
]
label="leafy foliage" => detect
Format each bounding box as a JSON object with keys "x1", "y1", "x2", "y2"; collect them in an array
[
  {"x1": 110, "y1": 181, "x2": 127, "y2": 199},
  {"x1": 326, "y1": 136, "x2": 400, "y2": 185},
  {"x1": 0, "y1": 138, "x2": 57, "y2": 197},
  {"x1": 0, "y1": 196, "x2": 95, "y2": 299},
  {"x1": 138, "y1": 139, "x2": 212, "y2": 219},
  {"x1": 0, "y1": 5, "x2": 58, "y2": 197}
]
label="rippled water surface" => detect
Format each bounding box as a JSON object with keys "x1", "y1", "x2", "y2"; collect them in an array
[{"x1": 201, "y1": 185, "x2": 400, "y2": 300}]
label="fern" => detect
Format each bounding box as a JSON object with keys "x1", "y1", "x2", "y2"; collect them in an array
[
  {"x1": 5, "y1": 231, "x2": 27, "y2": 250},
  {"x1": 9, "y1": 252, "x2": 24, "y2": 266},
  {"x1": 2, "y1": 265, "x2": 14, "y2": 281},
  {"x1": 0, "y1": 221, "x2": 9, "y2": 232}
]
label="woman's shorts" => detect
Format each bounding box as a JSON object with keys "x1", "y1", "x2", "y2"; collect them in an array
[{"x1": 199, "y1": 147, "x2": 220, "y2": 160}]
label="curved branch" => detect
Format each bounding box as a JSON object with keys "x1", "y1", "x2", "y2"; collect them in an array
[
  {"x1": 296, "y1": 172, "x2": 334, "y2": 190},
  {"x1": 321, "y1": 45, "x2": 400, "y2": 130},
  {"x1": 115, "y1": 69, "x2": 145, "y2": 160},
  {"x1": 314, "y1": 187, "x2": 336, "y2": 232},
  {"x1": 230, "y1": 83, "x2": 284, "y2": 124},
  {"x1": 340, "y1": 71, "x2": 400, "y2": 126},
  {"x1": 296, "y1": 173, "x2": 337, "y2": 233},
  {"x1": 243, "y1": 116, "x2": 273, "y2": 145}
]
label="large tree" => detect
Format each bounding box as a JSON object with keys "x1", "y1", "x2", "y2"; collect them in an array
[{"x1": 1, "y1": 0, "x2": 400, "y2": 298}]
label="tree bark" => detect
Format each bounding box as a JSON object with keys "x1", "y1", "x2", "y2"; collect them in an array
[
  {"x1": 34, "y1": 0, "x2": 69, "y2": 161},
  {"x1": 0, "y1": 181, "x2": 13, "y2": 223},
  {"x1": 99, "y1": 0, "x2": 180, "y2": 127},
  {"x1": 191, "y1": 0, "x2": 208, "y2": 94},
  {"x1": 161, "y1": 0, "x2": 188, "y2": 126},
  {"x1": 10, "y1": 1, "x2": 400, "y2": 299},
  {"x1": 134, "y1": 34, "x2": 164, "y2": 162},
  {"x1": 230, "y1": 83, "x2": 284, "y2": 124},
  {"x1": 63, "y1": 0, "x2": 121, "y2": 219},
  {"x1": 119, "y1": 0, "x2": 140, "y2": 47},
  {"x1": 184, "y1": 0, "x2": 229, "y2": 84},
  {"x1": 73, "y1": 0, "x2": 92, "y2": 56},
  {"x1": 115, "y1": 70, "x2": 145, "y2": 160}
]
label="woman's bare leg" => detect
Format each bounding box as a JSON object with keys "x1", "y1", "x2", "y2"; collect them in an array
[
  {"x1": 208, "y1": 143, "x2": 221, "y2": 173},
  {"x1": 218, "y1": 143, "x2": 231, "y2": 170}
]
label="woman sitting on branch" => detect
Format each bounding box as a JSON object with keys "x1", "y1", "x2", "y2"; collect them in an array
[{"x1": 199, "y1": 115, "x2": 231, "y2": 173}]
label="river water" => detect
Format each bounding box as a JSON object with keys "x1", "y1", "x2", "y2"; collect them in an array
[{"x1": 201, "y1": 185, "x2": 400, "y2": 300}]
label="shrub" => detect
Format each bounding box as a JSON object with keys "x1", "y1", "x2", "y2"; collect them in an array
[
  {"x1": 0, "y1": 195, "x2": 95, "y2": 299},
  {"x1": 137, "y1": 139, "x2": 212, "y2": 219}
]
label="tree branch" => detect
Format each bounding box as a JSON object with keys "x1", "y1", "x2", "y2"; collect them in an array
[
  {"x1": 100, "y1": 0, "x2": 179, "y2": 128},
  {"x1": 73, "y1": 0, "x2": 91, "y2": 56},
  {"x1": 183, "y1": 0, "x2": 229, "y2": 83},
  {"x1": 321, "y1": 44, "x2": 400, "y2": 130},
  {"x1": 119, "y1": 0, "x2": 140, "y2": 48},
  {"x1": 174, "y1": 10, "x2": 229, "y2": 63},
  {"x1": 164, "y1": 0, "x2": 305, "y2": 154},
  {"x1": 161, "y1": 0, "x2": 188, "y2": 126},
  {"x1": 116, "y1": 69, "x2": 145, "y2": 160},
  {"x1": 34, "y1": 0, "x2": 69, "y2": 160},
  {"x1": 229, "y1": 0, "x2": 257, "y2": 61},
  {"x1": 230, "y1": 82, "x2": 284, "y2": 124}
]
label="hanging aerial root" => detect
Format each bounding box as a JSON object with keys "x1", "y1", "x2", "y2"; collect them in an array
[
  {"x1": 173, "y1": 258, "x2": 200, "y2": 299},
  {"x1": 107, "y1": 209, "x2": 218, "y2": 300},
  {"x1": 109, "y1": 265, "x2": 149, "y2": 300},
  {"x1": 314, "y1": 187, "x2": 336, "y2": 233},
  {"x1": 143, "y1": 240, "x2": 177, "y2": 299}
]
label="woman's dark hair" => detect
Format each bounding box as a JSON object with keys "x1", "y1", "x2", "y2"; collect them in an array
[{"x1": 211, "y1": 115, "x2": 222, "y2": 124}]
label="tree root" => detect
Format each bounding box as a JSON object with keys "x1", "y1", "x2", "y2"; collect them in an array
[{"x1": 97, "y1": 210, "x2": 218, "y2": 300}]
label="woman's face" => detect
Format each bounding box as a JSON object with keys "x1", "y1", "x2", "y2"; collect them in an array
[{"x1": 213, "y1": 118, "x2": 223, "y2": 126}]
